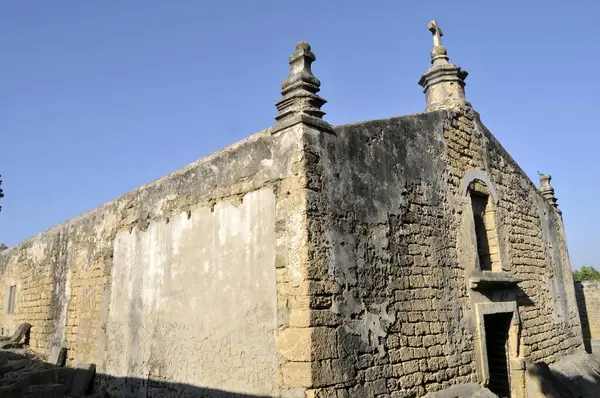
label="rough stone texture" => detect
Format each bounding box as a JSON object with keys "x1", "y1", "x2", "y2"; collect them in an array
[
  {"x1": 0, "y1": 323, "x2": 31, "y2": 349},
  {"x1": 0, "y1": 126, "x2": 309, "y2": 396},
  {"x1": 423, "y1": 383, "x2": 497, "y2": 397},
  {"x1": 525, "y1": 353, "x2": 600, "y2": 397},
  {"x1": 0, "y1": 104, "x2": 585, "y2": 396},
  {"x1": 0, "y1": 348, "x2": 105, "y2": 397},
  {"x1": 0, "y1": 348, "x2": 70, "y2": 396},
  {"x1": 5, "y1": 323, "x2": 30, "y2": 344},
  {"x1": 47, "y1": 346, "x2": 67, "y2": 367},
  {"x1": 575, "y1": 280, "x2": 600, "y2": 352},
  {"x1": 300, "y1": 105, "x2": 584, "y2": 397}
]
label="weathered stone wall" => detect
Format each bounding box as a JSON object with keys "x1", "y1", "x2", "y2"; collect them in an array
[
  {"x1": 0, "y1": 104, "x2": 583, "y2": 397},
  {"x1": 575, "y1": 280, "x2": 600, "y2": 349},
  {"x1": 0, "y1": 127, "x2": 309, "y2": 396},
  {"x1": 0, "y1": 231, "x2": 73, "y2": 352},
  {"x1": 446, "y1": 107, "x2": 582, "y2": 363},
  {"x1": 104, "y1": 187, "x2": 278, "y2": 395},
  {"x1": 299, "y1": 106, "x2": 583, "y2": 397}
]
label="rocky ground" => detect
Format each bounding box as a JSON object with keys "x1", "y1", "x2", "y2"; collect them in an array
[
  {"x1": 0, "y1": 348, "x2": 101, "y2": 398},
  {"x1": 1, "y1": 345, "x2": 600, "y2": 397}
]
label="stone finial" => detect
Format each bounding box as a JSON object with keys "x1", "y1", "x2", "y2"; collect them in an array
[
  {"x1": 418, "y1": 20, "x2": 469, "y2": 111},
  {"x1": 271, "y1": 42, "x2": 333, "y2": 134},
  {"x1": 538, "y1": 172, "x2": 561, "y2": 212}
]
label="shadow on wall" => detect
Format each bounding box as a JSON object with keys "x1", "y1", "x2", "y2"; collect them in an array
[
  {"x1": 0, "y1": 350, "x2": 272, "y2": 398},
  {"x1": 479, "y1": 285, "x2": 536, "y2": 308},
  {"x1": 516, "y1": 285, "x2": 536, "y2": 307},
  {"x1": 96, "y1": 374, "x2": 272, "y2": 398},
  {"x1": 574, "y1": 281, "x2": 593, "y2": 353}
]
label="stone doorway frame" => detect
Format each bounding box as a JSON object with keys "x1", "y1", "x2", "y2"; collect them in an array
[{"x1": 474, "y1": 301, "x2": 524, "y2": 397}]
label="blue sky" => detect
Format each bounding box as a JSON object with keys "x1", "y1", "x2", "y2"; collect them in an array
[{"x1": 1, "y1": 1, "x2": 598, "y2": 269}]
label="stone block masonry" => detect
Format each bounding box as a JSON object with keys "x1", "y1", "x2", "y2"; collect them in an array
[
  {"x1": 0, "y1": 126, "x2": 311, "y2": 396},
  {"x1": 296, "y1": 105, "x2": 583, "y2": 397},
  {"x1": 575, "y1": 280, "x2": 600, "y2": 352},
  {"x1": 0, "y1": 21, "x2": 586, "y2": 398}
]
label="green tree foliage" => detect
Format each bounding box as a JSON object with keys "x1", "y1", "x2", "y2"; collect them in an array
[{"x1": 573, "y1": 266, "x2": 600, "y2": 281}]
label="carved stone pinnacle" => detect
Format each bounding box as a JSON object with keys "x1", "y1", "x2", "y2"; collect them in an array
[
  {"x1": 418, "y1": 19, "x2": 469, "y2": 111},
  {"x1": 272, "y1": 41, "x2": 333, "y2": 134},
  {"x1": 538, "y1": 172, "x2": 560, "y2": 212}
]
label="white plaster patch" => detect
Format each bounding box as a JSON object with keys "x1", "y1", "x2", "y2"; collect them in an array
[
  {"x1": 106, "y1": 187, "x2": 278, "y2": 395},
  {"x1": 260, "y1": 159, "x2": 274, "y2": 169},
  {"x1": 30, "y1": 240, "x2": 48, "y2": 263}
]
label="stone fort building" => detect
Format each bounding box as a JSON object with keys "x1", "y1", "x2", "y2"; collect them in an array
[{"x1": 0, "y1": 21, "x2": 585, "y2": 397}]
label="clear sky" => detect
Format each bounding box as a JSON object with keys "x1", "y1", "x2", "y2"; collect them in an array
[{"x1": 1, "y1": 1, "x2": 598, "y2": 269}]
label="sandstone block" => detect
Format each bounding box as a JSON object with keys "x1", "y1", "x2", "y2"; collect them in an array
[{"x1": 280, "y1": 362, "x2": 312, "y2": 387}]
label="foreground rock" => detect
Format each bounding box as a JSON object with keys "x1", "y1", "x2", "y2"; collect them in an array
[
  {"x1": 0, "y1": 323, "x2": 31, "y2": 350},
  {"x1": 423, "y1": 383, "x2": 498, "y2": 397},
  {"x1": 526, "y1": 353, "x2": 600, "y2": 397},
  {"x1": 0, "y1": 348, "x2": 97, "y2": 397}
]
